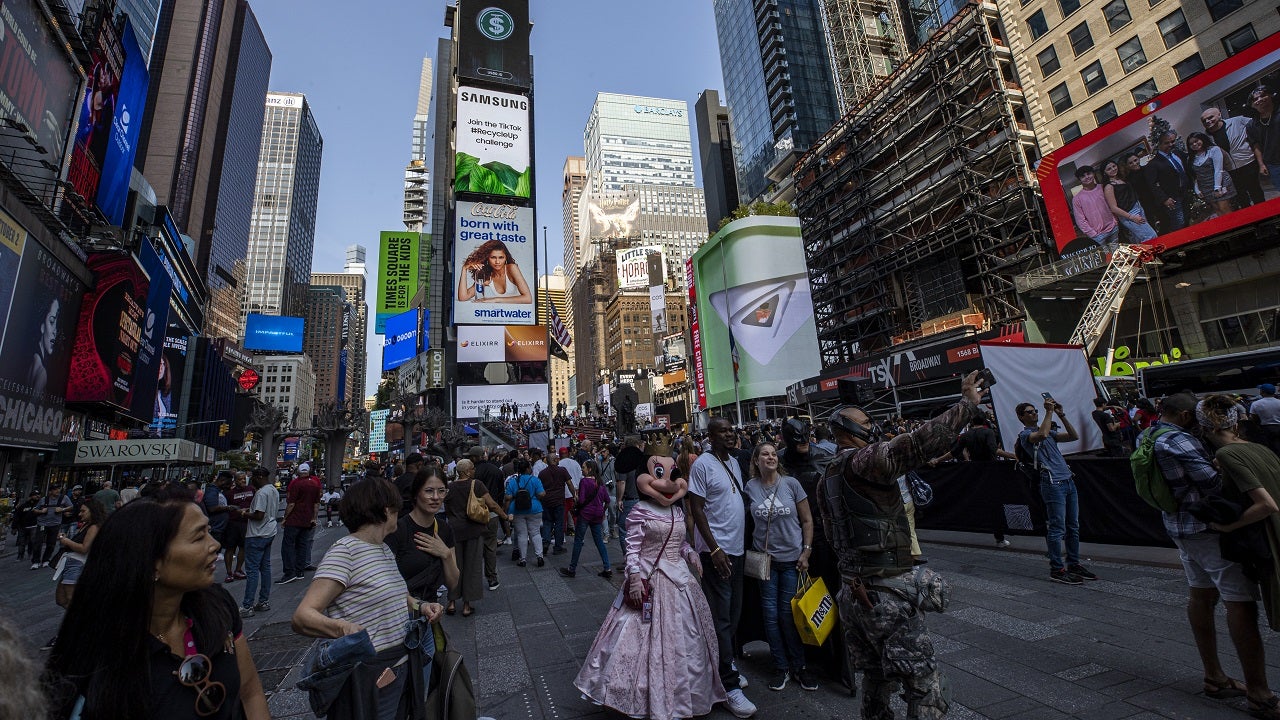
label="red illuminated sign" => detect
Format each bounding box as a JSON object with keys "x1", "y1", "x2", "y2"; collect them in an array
[{"x1": 238, "y1": 369, "x2": 261, "y2": 391}]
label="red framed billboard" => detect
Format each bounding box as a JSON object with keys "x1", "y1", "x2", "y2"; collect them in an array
[{"x1": 1039, "y1": 31, "x2": 1280, "y2": 256}]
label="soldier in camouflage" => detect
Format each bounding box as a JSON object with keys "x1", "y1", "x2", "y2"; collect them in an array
[{"x1": 816, "y1": 371, "x2": 984, "y2": 719}]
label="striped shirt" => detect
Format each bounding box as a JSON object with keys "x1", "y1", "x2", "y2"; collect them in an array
[{"x1": 315, "y1": 535, "x2": 410, "y2": 652}]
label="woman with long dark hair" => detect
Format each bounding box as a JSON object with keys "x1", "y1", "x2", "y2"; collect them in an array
[
  {"x1": 43, "y1": 499, "x2": 270, "y2": 719},
  {"x1": 454, "y1": 239, "x2": 532, "y2": 304},
  {"x1": 1187, "y1": 131, "x2": 1237, "y2": 219},
  {"x1": 41, "y1": 498, "x2": 109, "y2": 649}
]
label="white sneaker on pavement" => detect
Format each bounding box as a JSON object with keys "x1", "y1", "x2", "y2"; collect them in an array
[{"x1": 724, "y1": 689, "x2": 757, "y2": 718}]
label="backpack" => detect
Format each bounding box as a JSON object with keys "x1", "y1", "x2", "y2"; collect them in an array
[
  {"x1": 1131, "y1": 426, "x2": 1178, "y2": 512},
  {"x1": 1014, "y1": 429, "x2": 1041, "y2": 483},
  {"x1": 513, "y1": 474, "x2": 533, "y2": 512}
]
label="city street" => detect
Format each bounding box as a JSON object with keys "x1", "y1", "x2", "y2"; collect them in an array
[{"x1": 5, "y1": 526, "x2": 1280, "y2": 719}]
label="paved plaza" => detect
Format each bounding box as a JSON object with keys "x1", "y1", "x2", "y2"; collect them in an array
[{"x1": 4, "y1": 527, "x2": 1279, "y2": 719}]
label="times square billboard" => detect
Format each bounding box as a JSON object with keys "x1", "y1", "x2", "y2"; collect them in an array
[
  {"x1": 1040, "y1": 32, "x2": 1280, "y2": 256},
  {"x1": 456, "y1": 0, "x2": 531, "y2": 89}
]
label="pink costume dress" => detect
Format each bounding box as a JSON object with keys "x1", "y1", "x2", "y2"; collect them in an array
[{"x1": 574, "y1": 501, "x2": 727, "y2": 719}]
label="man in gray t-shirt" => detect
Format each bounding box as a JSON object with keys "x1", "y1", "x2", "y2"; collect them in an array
[
  {"x1": 688, "y1": 418, "x2": 757, "y2": 716},
  {"x1": 1251, "y1": 383, "x2": 1280, "y2": 453}
]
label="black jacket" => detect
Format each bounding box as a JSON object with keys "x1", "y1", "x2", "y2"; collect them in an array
[{"x1": 1145, "y1": 150, "x2": 1193, "y2": 204}]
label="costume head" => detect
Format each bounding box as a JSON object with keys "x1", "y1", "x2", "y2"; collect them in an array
[
  {"x1": 780, "y1": 418, "x2": 811, "y2": 451},
  {"x1": 616, "y1": 433, "x2": 686, "y2": 507}
]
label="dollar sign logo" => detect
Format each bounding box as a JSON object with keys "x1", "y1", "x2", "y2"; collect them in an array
[{"x1": 477, "y1": 7, "x2": 514, "y2": 41}]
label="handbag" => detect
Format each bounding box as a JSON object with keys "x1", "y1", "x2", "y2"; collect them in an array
[
  {"x1": 791, "y1": 571, "x2": 837, "y2": 646},
  {"x1": 744, "y1": 487, "x2": 776, "y2": 581},
  {"x1": 464, "y1": 479, "x2": 489, "y2": 524}
]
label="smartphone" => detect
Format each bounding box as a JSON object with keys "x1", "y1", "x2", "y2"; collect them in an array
[
  {"x1": 978, "y1": 368, "x2": 997, "y2": 388},
  {"x1": 375, "y1": 667, "x2": 397, "y2": 689},
  {"x1": 1041, "y1": 392, "x2": 1054, "y2": 402}
]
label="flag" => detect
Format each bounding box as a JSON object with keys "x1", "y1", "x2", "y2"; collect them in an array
[
  {"x1": 549, "y1": 303, "x2": 572, "y2": 348},
  {"x1": 729, "y1": 327, "x2": 740, "y2": 383}
]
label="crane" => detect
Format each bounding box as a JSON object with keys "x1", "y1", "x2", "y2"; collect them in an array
[{"x1": 1068, "y1": 243, "x2": 1159, "y2": 361}]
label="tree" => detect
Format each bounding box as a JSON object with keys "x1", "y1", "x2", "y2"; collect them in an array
[
  {"x1": 714, "y1": 200, "x2": 797, "y2": 232},
  {"x1": 245, "y1": 400, "x2": 288, "y2": 470},
  {"x1": 311, "y1": 398, "x2": 367, "y2": 479}
]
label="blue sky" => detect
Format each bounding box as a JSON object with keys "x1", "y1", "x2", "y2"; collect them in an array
[{"x1": 248, "y1": 0, "x2": 726, "y2": 396}]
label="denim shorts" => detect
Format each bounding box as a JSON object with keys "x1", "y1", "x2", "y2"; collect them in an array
[{"x1": 1172, "y1": 533, "x2": 1259, "y2": 602}]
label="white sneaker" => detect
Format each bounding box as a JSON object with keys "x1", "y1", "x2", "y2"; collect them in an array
[
  {"x1": 996, "y1": 539, "x2": 1011, "y2": 548},
  {"x1": 724, "y1": 689, "x2": 757, "y2": 718}
]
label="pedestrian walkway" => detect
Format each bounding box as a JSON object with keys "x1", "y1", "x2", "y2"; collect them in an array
[{"x1": 8, "y1": 526, "x2": 1280, "y2": 719}]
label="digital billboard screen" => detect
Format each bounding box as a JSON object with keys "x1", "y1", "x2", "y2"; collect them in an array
[
  {"x1": 151, "y1": 333, "x2": 189, "y2": 434},
  {"x1": 382, "y1": 308, "x2": 422, "y2": 372},
  {"x1": 457, "y1": 0, "x2": 531, "y2": 89},
  {"x1": 0, "y1": 209, "x2": 87, "y2": 448},
  {"x1": 96, "y1": 18, "x2": 149, "y2": 226},
  {"x1": 1040, "y1": 32, "x2": 1280, "y2": 256},
  {"x1": 690, "y1": 217, "x2": 821, "y2": 408},
  {"x1": 66, "y1": 252, "x2": 152, "y2": 413},
  {"x1": 375, "y1": 231, "x2": 423, "y2": 333},
  {"x1": 454, "y1": 201, "x2": 535, "y2": 325},
  {"x1": 243, "y1": 314, "x2": 304, "y2": 353},
  {"x1": 456, "y1": 383, "x2": 549, "y2": 419},
  {"x1": 127, "y1": 241, "x2": 173, "y2": 423},
  {"x1": 66, "y1": 17, "x2": 122, "y2": 205},
  {"x1": 455, "y1": 87, "x2": 531, "y2": 200}
]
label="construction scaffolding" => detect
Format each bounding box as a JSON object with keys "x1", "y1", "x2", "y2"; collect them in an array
[
  {"x1": 820, "y1": 0, "x2": 908, "y2": 111},
  {"x1": 794, "y1": 1, "x2": 1050, "y2": 369}
]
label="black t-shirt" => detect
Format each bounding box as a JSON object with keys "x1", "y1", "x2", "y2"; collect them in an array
[
  {"x1": 386, "y1": 514, "x2": 456, "y2": 600},
  {"x1": 444, "y1": 480, "x2": 490, "y2": 541},
  {"x1": 475, "y1": 461, "x2": 507, "y2": 502},
  {"x1": 538, "y1": 466, "x2": 570, "y2": 507},
  {"x1": 962, "y1": 426, "x2": 999, "y2": 461},
  {"x1": 146, "y1": 587, "x2": 244, "y2": 720},
  {"x1": 1092, "y1": 409, "x2": 1123, "y2": 446},
  {"x1": 394, "y1": 471, "x2": 417, "y2": 517}
]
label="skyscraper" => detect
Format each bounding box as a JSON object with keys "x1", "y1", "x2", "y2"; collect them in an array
[
  {"x1": 115, "y1": 0, "x2": 164, "y2": 66},
  {"x1": 426, "y1": 37, "x2": 453, "y2": 354},
  {"x1": 713, "y1": 0, "x2": 840, "y2": 202},
  {"x1": 137, "y1": 0, "x2": 242, "y2": 236},
  {"x1": 537, "y1": 268, "x2": 573, "y2": 412},
  {"x1": 694, "y1": 89, "x2": 740, "y2": 231},
  {"x1": 243, "y1": 92, "x2": 324, "y2": 324},
  {"x1": 584, "y1": 93, "x2": 695, "y2": 193},
  {"x1": 304, "y1": 284, "x2": 351, "y2": 408},
  {"x1": 403, "y1": 57, "x2": 433, "y2": 230},
  {"x1": 562, "y1": 156, "x2": 587, "y2": 283},
  {"x1": 313, "y1": 262, "x2": 369, "y2": 414},
  {"x1": 201, "y1": 1, "x2": 272, "y2": 339}
]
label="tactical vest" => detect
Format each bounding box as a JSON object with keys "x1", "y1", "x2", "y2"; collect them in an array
[{"x1": 820, "y1": 453, "x2": 914, "y2": 578}]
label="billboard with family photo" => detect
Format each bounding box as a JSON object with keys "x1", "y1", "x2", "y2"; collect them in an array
[{"x1": 1040, "y1": 31, "x2": 1280, "y2": 255}]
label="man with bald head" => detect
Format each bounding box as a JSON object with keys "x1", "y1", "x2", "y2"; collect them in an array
[
  {"x1": 1201, "y1": 106, "x2": 1265, "y2": 207},
  {"x1": 818, "y1": 371, "x2": 986, "y2": 720}
]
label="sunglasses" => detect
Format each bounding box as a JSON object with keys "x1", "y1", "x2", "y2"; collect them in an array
[{"x1": 175, "y1": 654, "x2": 226, "y2": 717}]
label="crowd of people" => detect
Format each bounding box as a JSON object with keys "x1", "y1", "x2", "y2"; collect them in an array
[
  {"x1": 6, "y1": 372, "x2": 1280, "y2": 718},
  {"x1": 1069, "y1": 94, "x2": 1280, "y2": 246}
]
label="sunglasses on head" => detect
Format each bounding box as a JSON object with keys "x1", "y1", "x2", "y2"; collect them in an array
[{"x1": 175, "y1": 654, "x2": 226, "y2": 717}]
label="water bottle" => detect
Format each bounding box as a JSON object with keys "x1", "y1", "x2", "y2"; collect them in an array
[{"x1": 475, "y1": 280, "x2": 485, "y2": 299}]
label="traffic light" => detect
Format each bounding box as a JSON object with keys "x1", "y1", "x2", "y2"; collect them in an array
[{"x1": 218, "y1": 423, "x2": 229, "y2": 437}]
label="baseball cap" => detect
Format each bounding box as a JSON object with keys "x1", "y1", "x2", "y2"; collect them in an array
[
  {"x1": 558, "y1": 447, "x2": 570, "y2": 456},
  {"x1": 298, "y1": 463, "x2": 311, "y2": 474},
  {"x1": 1260, "y1": 383, "x2": 1277, "y2": 395}
]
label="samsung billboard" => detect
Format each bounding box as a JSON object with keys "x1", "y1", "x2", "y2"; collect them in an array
[
  {"x1": 243, "y1": 314, "x2": 305, "y2": 353},
  {"x1": 1040, "y1": 32, "x2": 1280, "y2": 256},
  {"x1": 455, "y1": 86, "x2": 531, "y2": 200}
]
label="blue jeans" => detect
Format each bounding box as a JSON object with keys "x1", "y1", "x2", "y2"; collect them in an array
[
  {"x1": 760, "y1": 560, "x2": 806, "y2": 672},
  {"x1": 1089, "y1": 225, "x2": 1120, "y2": 245},
  {"x1": 618, "y1": 499, "x2": 639, "y2": 552},
  {"x1": 1039, "y1": 477, "x2": 1080, "y2": 572},
  {"x1": 1267, "y1": 162, "x2": 1280, "y2": 192},
  {"x1": 569, "y1": 521, "x2": 610, "y2": 571},
  {"x1": 243, "y1": 535, "x2": 274, "y2": 608},
  {"x1": 541, "y1": 503, "x2": 565, "y2": 550},
  {"x1": 1118, "y1": 202, "x2": 1157, "y2": 242},
  {"x1": 281, "y1": 525, "x2": 314, "y2": 579}
]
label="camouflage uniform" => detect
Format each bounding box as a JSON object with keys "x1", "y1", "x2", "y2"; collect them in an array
[{"x1": 817, "y1": 399, "x2": 976, "y2": 719}]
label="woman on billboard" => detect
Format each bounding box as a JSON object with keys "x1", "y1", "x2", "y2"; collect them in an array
[
  {"x1": 1103, "y1": 157, "x2": 1158, "y2": 242},
  {"x1": 455, "y1": 240, "x2": 532, "y2": 304},
  {"x1": 1187, "y1": 132, "x2": 1238, "y2": 219}
]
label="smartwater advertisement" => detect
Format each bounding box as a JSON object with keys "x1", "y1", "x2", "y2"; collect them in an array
[{"x1": 453, "y1": 201, "x2": 535, "y2": 325}]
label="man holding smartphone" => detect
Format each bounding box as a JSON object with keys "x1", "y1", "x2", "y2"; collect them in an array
[{"x1": 1016, "y1": 395, "x2": 1098, "y2": 585}]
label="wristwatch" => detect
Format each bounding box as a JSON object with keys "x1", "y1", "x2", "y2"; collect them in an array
[{"x1": 802, "y1": 544, "x2": 813, "y2": 550}]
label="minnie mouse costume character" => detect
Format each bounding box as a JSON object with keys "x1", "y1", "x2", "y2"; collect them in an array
[{"x1": 574, "y1": 439, "x2": 727, "y2": 719}]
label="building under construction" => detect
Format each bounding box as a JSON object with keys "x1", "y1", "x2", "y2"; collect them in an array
[{"x1": 794, "y1": 1, "x2": 1049, "y2": 369}]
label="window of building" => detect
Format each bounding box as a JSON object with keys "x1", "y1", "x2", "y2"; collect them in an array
[
  {"x1": 1117, "y1": 36, "x2": 1148, "y2": 73},
  {"x1": 1038, "y1": 45, "x2": 1061, "y2": 76},
  {"x1": 1104, "y1": 0, "x2": 1133, "y2": 30},
  {"x1": 1027, "y1": 10, "x2": 1049, "y2": 39},
  {"x1": 1174, "y1": 53, "x2": 1206, "y2": 81},
  {"x1": 1095, "y1": 101, "x2": 1118, "y2": 126},
  {"x1": 1061, "y1": 122, "x2": 1083, "y2": 143},
  {"x1": 1059, "y1": 0, "x2": 1082, "y2": 15},
  {"x1": 1207, "y1": 0, "x2": 1244, "y2": 20},
  {"x1": 1222, "y1": 24, "x2": 1258, "y2": 55},
  {"x1": 1131, "y1": 79, "x2": 1159, "y2": 105},
  {"x1": 1069, "y1": 22, "x2": 1094, "y2": 55},
  {"x1": 1050, "y1": 82, "x2": 1074, "y2": 114},
  {"x1": 1158, "y1": 9, "x2": 1192, "y2": 48},
  {"x1": 1081, "y1": 61, "x2": 1108, "y2": 95}
]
